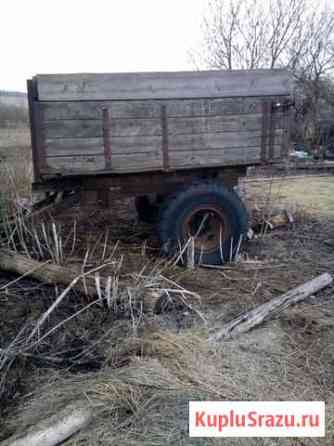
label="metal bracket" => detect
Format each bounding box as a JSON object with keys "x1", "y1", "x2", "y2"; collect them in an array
[
  {"x1": 161, "y1": 105, "x2": 170, "y2": 170},
  {"x1": 102, "y1": 107, "x2": 112, "y2": 170}
]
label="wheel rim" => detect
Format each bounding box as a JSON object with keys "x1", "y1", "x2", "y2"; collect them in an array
[{"x1": 182, "y1": 205, "x2": 229, "y2": 254}]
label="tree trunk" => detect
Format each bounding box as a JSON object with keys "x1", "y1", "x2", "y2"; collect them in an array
[
  {"x1": 0, "y1": 249, "x2": 162, "y2": 311},
  {"x1": 209, "y1": 273, "x2": 333, "y2": 342},
  {"x1": 0, "y1": 249, "x2": 98, "y2": 296}
]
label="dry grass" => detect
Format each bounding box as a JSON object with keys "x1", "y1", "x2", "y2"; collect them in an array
[
  {"x1": 0, "y1": 126, "x2": 32, "y2": 219},
  {"x1": 245, "y1": 175, "x2": 334, "y2": 217},
  {"x1": 0, "y1": 127, "x2": 30, "y2": 150},
  {"x1": 3, "y1": 323, "x2": 334, "y2": 445},
  {"x1": 1, "y1": 213, "x2": 334, "y2": 445},
  {"x1": 1, "y1": 142, "x2": 334, "y2": 445}
]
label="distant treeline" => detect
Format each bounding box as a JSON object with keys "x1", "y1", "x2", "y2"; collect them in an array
[{"x1": 0, "y1": 103, "x2": 29, "y2": 128}]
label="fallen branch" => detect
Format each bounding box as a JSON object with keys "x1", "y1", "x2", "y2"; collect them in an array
[
  {"x1": 0, "y1": 249, "x2": 102, "y2": 297},
  {"x1": 0, "y1": 400, "x2": 93, "y2": 446},
  {"x1": 209, "y1": 273, "x2": 333, "y2": 342}
]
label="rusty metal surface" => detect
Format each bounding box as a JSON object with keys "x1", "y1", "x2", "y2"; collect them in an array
[
  {"x1": 182, "y1": 206, "x2": 229, "y2": 254},
  {"x1": 32, "y1": 166, "x2": 245, "y2": 195},
  {"x1": 282, "y1": 99, "x2": 292, "y2": 158},
  {"x1": 102, "y1": 107, "x2": 112, "y2": 169},
  {"x1": 268, "y1": 100, "x2": 276, "y2": 160},
  {"x1": 160, "y1": 105, "x2": 169, "y2": 170},
  {"x1": 260, "y1": 101, "x2": 270, "y2": 162}
]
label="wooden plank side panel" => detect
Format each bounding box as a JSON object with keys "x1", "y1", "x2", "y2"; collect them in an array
[
  {"x1": 45, "y1": 129, "x2": 283, "y2": 157},
  {"x1": 40, "y1": 97, "x2": 285, "y2": 121},
  {"x1": 42, "y1": 114, "x2": 275, "y2": 140},
  {"x1": 45, "y1": 138, "x2": 104, "y2": 156},
  {"x1": 44, "y1": 120, "x2": 102, "y2": 139},
  {"x1": 37, "y1": 93, "x2": 289, "y2": 176},
  {"x1": 44, "y1": 153, "x2": 162, "y2": 174},
  {"x1": 41, "y1": 101, "x2": 161, "y2": 120},
  {"x1": 36, "y1": 69, "x2": 292, "y2": 101},
  {"x1": 45, "y1": 137, "x2": 163, "y2": 156},
  {"x1": 167, "y1": 99, "x2": 269, "y2": 119},
  {"x1": 169, "y1": 145, "x2": 281, "y2": 168},
  {"x1": 169, "y1": 147, "x2": 263, "y2": 168},
  {"x1": 45, "y1": 155, "x2": 106, "y2": 172},
  {"x1": 168, "y1": 114, "x2": 266, "y2": 135},
  {"x1": 169, "y1": 130, "x2": 283, "y2": 151},
  {"x1": 43, "y1": 147, "x2": 266, "y2": 175},
  {"x1": 43, "y1": 119, "x2": 162, "y2": 139}
]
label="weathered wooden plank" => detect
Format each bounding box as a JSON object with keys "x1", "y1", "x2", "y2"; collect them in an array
[
  {"x1": 110, "y1": 135, "x2": 162, "y2": 151},
  {"x1": 45, "y1": 135, "x2": 162, "y2": 156},
  {"x1": 43, "y1": 143, "x2": 285, "y2": 174},
  {"x1": 45, "y1": 155, "x2": 106, "y2": 172},
  {"x1": 45, "y1": 138, "x2": 104, "y2": 156},
  {"x1": 44, "y1": 120, "x2": 102, "y2": 139},
  {"x1": 168, "y1": 130, "x2": 283, "y2": 151},
  {"x1": 42, "y1": 114, "x2": 275, "y2": 140},
  {"x1": 41, "y1": 101, "x2": 161, "y2": 120},
  {"x1": 45, "y1": 138, "x2": 163, "y2": 156},
  {"x1": 167, "y1": 99, "x2": 275, "y2": 118},
  {"x1": 40, "y1": 97, "x2": 285, "y2": 121},
  {"x1": 43, "y1": 118, "x2": 162, "y2": 139},
  {"x1": 43, "y1": 147, "x2": 269, "y2": 174},
  {"x1": 45, "y1": 129, "x2": 282, "y2": 158},
  {"x1": 112, "y1": 118, "x2": 161, "y2": 137},
  {"x1": 168, "y1": 114, "x2": 265, "y2": 135},
  {"x1": 44, "y1": 153, "x2": 162, "y2": 173},
  {"x1": 169, "y1": 147, "x2": 263, "y2": 168},
  {"x1": 36, "y1": 69, "x2": 292, "y2": 101}
]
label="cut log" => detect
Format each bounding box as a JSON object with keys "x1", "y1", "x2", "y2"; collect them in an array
[
  {"x1": 0, "y1": 401, "x2": 93, "y2": 446},
  {"x1": 209, "y1": 273, "x2": 333, "y2": 342},
  {"x1": 0, "y1": 250, "x2": 162, "y2": 312},
  {"x1": 0, "y1": 249, "x2": 98, "y2": 296}
]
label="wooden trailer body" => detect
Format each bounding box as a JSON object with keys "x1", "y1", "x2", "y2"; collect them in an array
[
  {"x1": 28, "y1": 69, "x2": 293, "y2": 265},
  {"x1": 28, "y1": 69, "x2": 292, "y2": 187}
]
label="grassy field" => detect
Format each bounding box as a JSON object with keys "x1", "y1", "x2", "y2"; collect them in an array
[
  {"x1": 0, "y1": 127, "x2": 32, "y2": 203},
  {"x1": 0, "y1": 127, "x2": 30, "y2": 150},
  {"x1": 246, "y1": 175, "x2": 334, "y2": 218},
  {"x1": 273, "y1": 176, "x2": 334, "y2": 216}
]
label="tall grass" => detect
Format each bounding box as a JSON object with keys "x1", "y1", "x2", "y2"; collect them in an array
[
  {"x1": 0, "y1": 149, "x2": 32, "y2": 201},
  {"x1": 0, "y1": 130, "x2": 33, "y2": 245}
]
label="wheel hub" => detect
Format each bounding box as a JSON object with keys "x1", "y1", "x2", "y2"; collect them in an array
[{"x1": 183, "y1": 206, "x2": 228, "y2": 254}]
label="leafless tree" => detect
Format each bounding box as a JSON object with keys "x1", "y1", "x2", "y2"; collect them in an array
[
  {"x1": 292, "y1": 9, "x2": 334, "y2": 144},
  {"x1": 196, "y1": 0, "x2": 334, "y2": 145},
  {"x1": 200, "y1": 0, "x2": 310, "y2": 70}
]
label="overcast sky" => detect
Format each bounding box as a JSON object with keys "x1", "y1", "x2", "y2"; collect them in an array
[{"x1": 1, "y1": 0, "x2": 207, "y2": 92}]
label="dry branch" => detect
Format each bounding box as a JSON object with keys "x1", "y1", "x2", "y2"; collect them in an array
[
  {"x1": 0, "y1": 249, "x2": 100, "y2": 296},
  {"x1": 0, "y1": 250, "x2": 173, "y2": 313},
  {"x1": 0, "y1": 400, "x2": 93, "y2": 446},
  {"x1": 209, "y1": 273, "x2": 333, "y2": 342}
]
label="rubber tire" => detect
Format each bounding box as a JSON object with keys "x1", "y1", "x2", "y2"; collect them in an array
[
  {"x1": 158, "y1": 182, "x2": 248, "y2": 265},
  {"x1": 135, "y1": 195, "x2": 158, "y2": 224}
]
